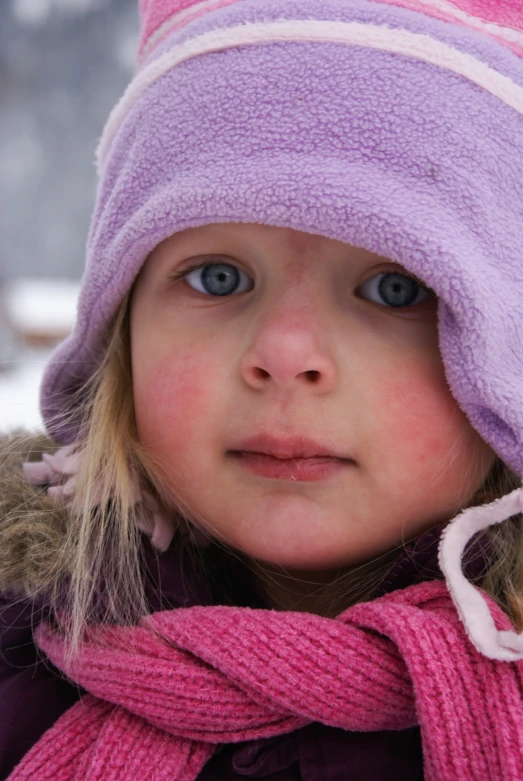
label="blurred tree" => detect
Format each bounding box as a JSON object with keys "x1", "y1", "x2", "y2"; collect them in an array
[{"x1": 0, "y1": 0, "x2": 138, "y2": 280}]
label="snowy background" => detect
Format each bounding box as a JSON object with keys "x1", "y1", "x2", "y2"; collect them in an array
[{"x1": 0, "y1": 0, "x2": 138, "y2": 433}]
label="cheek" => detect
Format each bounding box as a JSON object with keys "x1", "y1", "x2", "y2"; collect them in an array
[
  {"x1": 133, "y1": 348, "x2": 216, "y2": 445},
  {"x1": 370, "y1": 361, "x2": 491, "y2": 502},
  {"x1": 379, "y1": 374, "x2": 457, "y2": 459}
]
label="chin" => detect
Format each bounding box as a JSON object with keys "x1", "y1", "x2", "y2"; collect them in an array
[
  {"x1": 196, "y1": 499, "x2": 380, "y2": 570},
  {"x1": 228, "y1": 532, "x2": 359, "y2": 571}
]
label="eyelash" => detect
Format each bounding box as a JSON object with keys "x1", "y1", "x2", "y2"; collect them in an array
[
  {"x1": 168, "y1": 262, "x2": 436, "y2": 308},
  {"x1": 169, "y1": 262, "x2": 223, "y2": 284}
]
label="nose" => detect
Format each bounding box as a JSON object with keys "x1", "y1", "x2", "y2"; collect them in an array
[{"x1": 240, "y1": 304, "x2": 337, "y2": 393}]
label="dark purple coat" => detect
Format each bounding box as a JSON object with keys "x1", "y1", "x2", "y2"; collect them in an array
[{"x1": 1, "y1": 527, "x2": 462, "y2": 780}]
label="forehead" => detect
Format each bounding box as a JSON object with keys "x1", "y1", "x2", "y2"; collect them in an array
[
  {"x1": 158, "y1": 222, "x2": 370, "y2": 263},
  {"x1": 270, "y1": 226, "x2": 326, "y2": 255},
  {"x1": 138, "y1": 222, "x2": 394, "y2": 291}
]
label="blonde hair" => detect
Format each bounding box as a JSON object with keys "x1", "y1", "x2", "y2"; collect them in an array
[{"x1": 57, "y1": 293, "x2": 523, "y2": 651}]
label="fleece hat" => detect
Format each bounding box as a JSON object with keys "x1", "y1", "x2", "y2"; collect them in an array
[
  {"x1": 38, "y1": 0, "x2": 523, "y2": 658},
  {"x1": 42, "y1": 0, "x2": 523, "y2": 470}
]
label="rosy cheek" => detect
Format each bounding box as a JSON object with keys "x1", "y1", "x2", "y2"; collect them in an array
[
  {"x1": 134, "y1": 350, "x2": 213, "y2": 444},
  {"x1": 372, "y1": 364, "x2": 477, "y2": 487}
]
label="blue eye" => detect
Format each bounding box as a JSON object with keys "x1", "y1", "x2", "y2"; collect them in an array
[
  {"x1": 184, "y1": 263, "x2": 254, "y2": 297},
  {"x1": 358, "y1": 272, "x2": 434, "y2": 308}
]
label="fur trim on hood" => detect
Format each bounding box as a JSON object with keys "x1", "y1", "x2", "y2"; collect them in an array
[{"x1": 0, "y1": 431, "x2": 71, "y2": 598}]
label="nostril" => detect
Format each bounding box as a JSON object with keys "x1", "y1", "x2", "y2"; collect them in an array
[
  {"x1": 253, "y1": 367, "x2": 270, "y2": 381},
  {"x1": 305, "y1": 370, "x2": 320, "y2": 382}
]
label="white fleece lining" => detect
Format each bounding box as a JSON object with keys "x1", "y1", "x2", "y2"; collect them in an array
[
  {"x1": 97, "y1": 20, "x2": 523, "y2": 170},
  {"x1": 138, "y1": 0, "x2": 523, "y2": 65},
  {"x1": 438, "y1": 485, "x2": 523, "y2": 661}
]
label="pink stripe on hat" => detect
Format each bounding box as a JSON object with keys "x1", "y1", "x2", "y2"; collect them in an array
[
  {"x1": 138, "y1": 0, "x2": 523, "y2": 64},
  {"x1": 456, "y1": 0, "x2": 522, "y2": 27},
  {"x1": 138, "y1": 0, "x2": 244, "y2": 62},
  {"x1": 386, "y1": 0, "x2": 523, "y2": 28},
  {"x1": 380, "y1": 0, "x2": 523, "y2": 57}
]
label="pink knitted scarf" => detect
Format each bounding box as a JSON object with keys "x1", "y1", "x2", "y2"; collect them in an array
[{"x1": 8, "y1": 581, "x2": 523, "y2": 781}]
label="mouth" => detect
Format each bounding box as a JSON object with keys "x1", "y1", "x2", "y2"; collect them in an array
[{"x1": 227, "y1": 434, "x2": 355, "y2": 482}]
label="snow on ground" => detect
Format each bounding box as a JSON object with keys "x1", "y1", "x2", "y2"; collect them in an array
[
  {"x1": 5, "y1": 278, "x2": 80, "y2": 340},
  {"x1": 0, "y1": 347, "x2": 54, "y2": 433},
  {"x1": 0, "y1": 278, "x2": 80, "y2": 433}
]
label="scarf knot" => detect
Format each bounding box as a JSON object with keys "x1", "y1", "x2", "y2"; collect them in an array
[{"x1": 8, "y1": 581, "x2": 523, "y2": 781}]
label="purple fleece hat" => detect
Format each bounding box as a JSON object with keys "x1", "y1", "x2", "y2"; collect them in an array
[{"x1": 41, "y1": 0, "x2": 523, "y2": 473}]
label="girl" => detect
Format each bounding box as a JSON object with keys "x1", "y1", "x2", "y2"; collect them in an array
[{"x1": 2, "y1": 0, "x2": 523, "y2": 778}]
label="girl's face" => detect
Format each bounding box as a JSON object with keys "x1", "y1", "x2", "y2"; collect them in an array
[{"x1": 130, "y1": 223, "x2": 495, "y2": 571}]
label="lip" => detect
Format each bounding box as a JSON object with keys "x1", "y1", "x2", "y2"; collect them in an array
[
  {"x1": 227, "y1": 434, "x2": 355, "y2": 482},
  {"x1": 229, "y1": 434, "x2": 351, "y2": 460}
]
